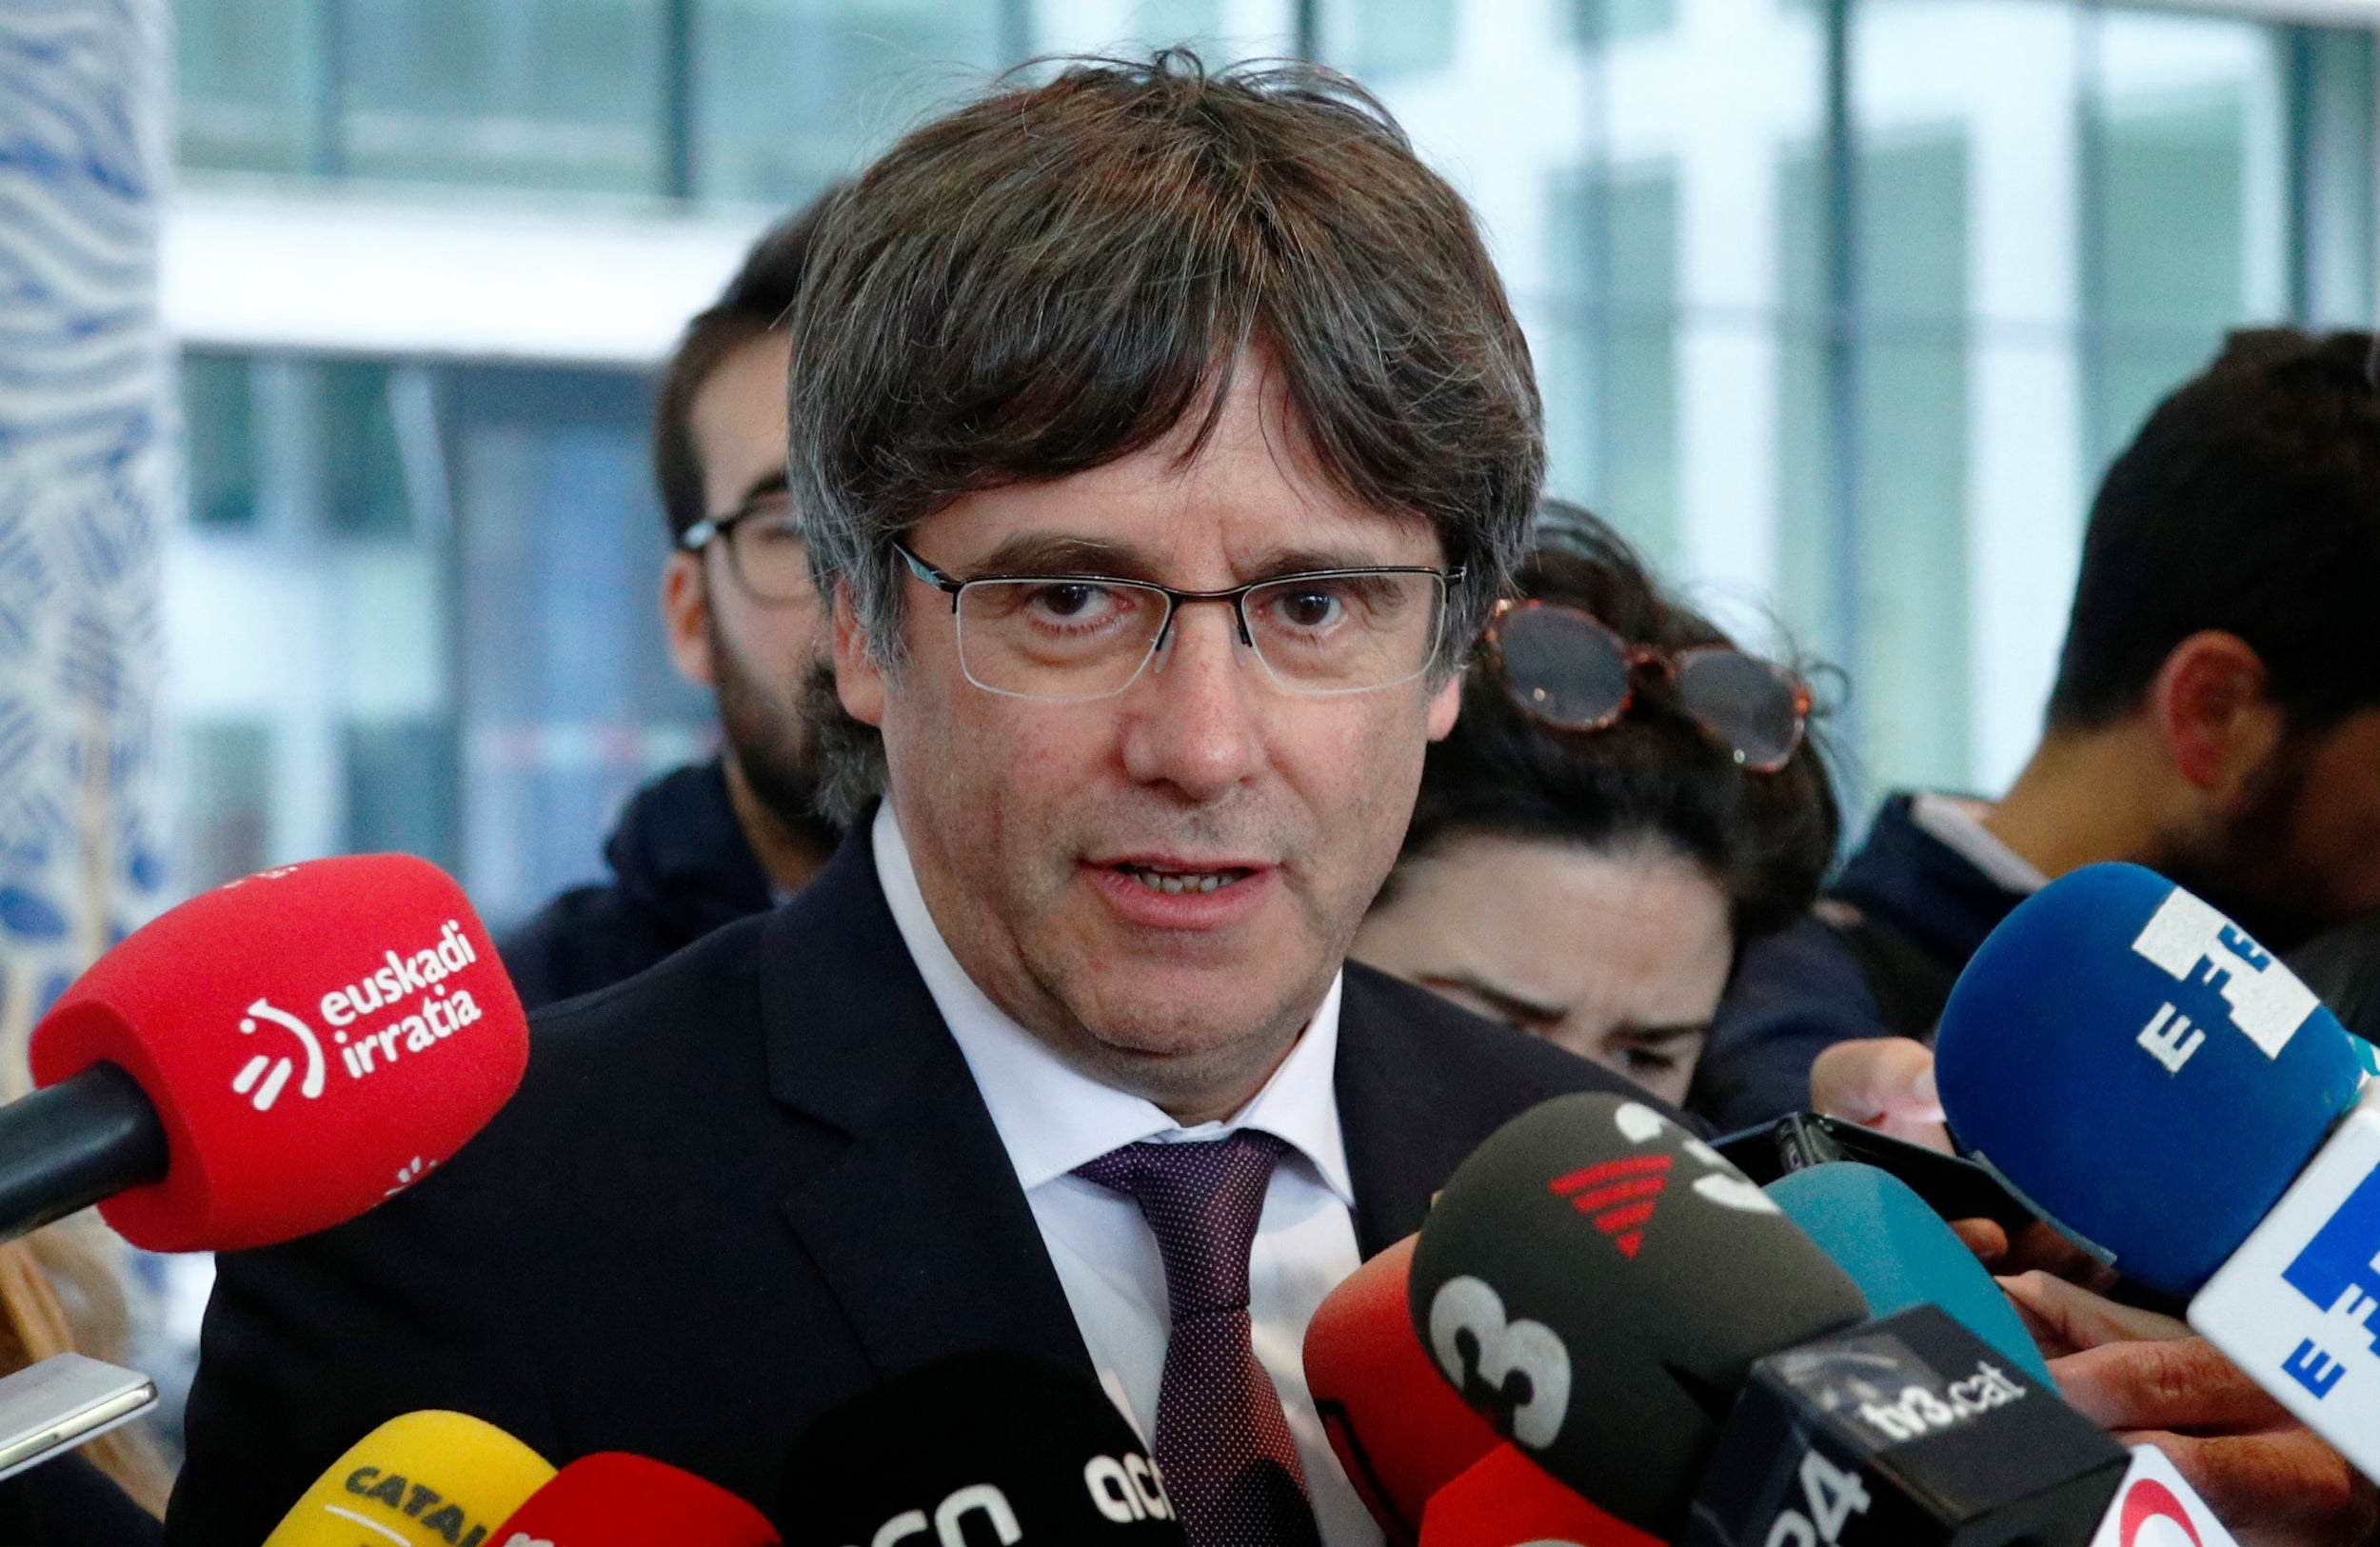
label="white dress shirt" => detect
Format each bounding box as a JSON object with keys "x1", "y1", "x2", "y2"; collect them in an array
[
  {"x1": 1908, "y1": 792, "x2": 2048, "y2": 895},
  {"x1": 872, "y1": 804, "x2": 1383, "y2": 1547}
]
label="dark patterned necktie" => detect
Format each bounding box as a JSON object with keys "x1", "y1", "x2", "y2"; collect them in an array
[{"x1": 1074, "y1": 1130, "x2": 1323, "y2": 1547}]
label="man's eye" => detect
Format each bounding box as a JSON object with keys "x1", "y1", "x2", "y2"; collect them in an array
[
  {"x1": 1027, "y1": 582, "x2": 1127, "y2": 624},
  {"x1": 1618, "y1": 1046, "x2": 1679, "y2": 1075},
  {"x1": 1269, "y1": 585, "x2": 1347, "y2": 630}
]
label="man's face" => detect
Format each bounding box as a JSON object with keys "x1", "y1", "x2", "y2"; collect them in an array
[
  {"x1": 836, "y1": 361, "x2": 1462, "y2": 1120},
  {"x1": 664, "y1": 329, "x2": 825, "y2": 824},
  {"x1": 2172, "y1": 706, "x2": 2380, "y2": 950}
]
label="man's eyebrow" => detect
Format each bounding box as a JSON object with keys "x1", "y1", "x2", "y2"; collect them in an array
[
  {"x1": 957, "y1": 534, "x2": 1423, "y2": 582},
  {"x1": 965, "y1": 533, "x2": 1163, "y2": 579},
  {"x1": 1241, "y1": 545, "x2": 1420, "y2": 579},
  {"x1": 727, "y1": 468, "x2": 791, "y2": 516},
  {"x1": 1418, "y1": 973, "x2": 1566, "y2": 1028}
]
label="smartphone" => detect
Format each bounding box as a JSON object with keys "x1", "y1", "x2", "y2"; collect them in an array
[
  {"x1": 1713, "y1": 1110, "x2": 2039, "y2": 1238},
  {"x1": 0, "y1": 1354, "x2": 157, "y2": 1483}
]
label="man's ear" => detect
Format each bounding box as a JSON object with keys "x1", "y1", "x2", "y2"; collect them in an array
[
  {"x1": 661, "y1": 551, "x2": 715, "y2": 688},
  {"x1": 2150, "y1": 630, "x2": 2286, "y2": 810},
  {"x1": 833, "y1": 584, "x2": 887, "y2": 729},
  {"x1": 1425, "y1": 670, "x2": 1463, "y2": 742}
]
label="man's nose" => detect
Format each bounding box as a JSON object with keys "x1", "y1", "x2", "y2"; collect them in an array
[{"x1": 1117, "y1": 603, "x2": 1266, "y2": 800}]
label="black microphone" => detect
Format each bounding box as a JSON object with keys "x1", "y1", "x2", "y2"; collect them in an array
[
  {"x1": 1409, "y1": 1093, "x2": 2129, "y2": 1544},
  {"x1": 780, "y1": 1351, "x2": 1187, "y2": 1547}
]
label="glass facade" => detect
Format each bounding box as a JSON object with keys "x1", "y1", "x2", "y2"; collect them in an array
[
  {"x1": 167, "y1": 0, "x2": 2380, "y2": 910},
  {"x1": 1331, "y1": 0, "x2": 2372, "y2": 808},
  {"x1": 169, "y1": 353, "x2": 706, "y2": 928}
]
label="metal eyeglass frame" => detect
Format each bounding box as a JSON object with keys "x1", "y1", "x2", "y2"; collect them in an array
[
  {"x1": 893, "y1": 540, "x2": 1466, "y2": 702},
  {"x1": 1479, "y1": 597, "x2": 1814, "y2": 772}
]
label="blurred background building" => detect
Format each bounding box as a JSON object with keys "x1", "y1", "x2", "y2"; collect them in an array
[{"x1": 166, "y1": 0, "x2": 2379, "y2": 922}]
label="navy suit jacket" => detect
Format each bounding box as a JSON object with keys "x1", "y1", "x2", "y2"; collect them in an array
[{"x1": 165, "y1": 823, "x2": 1654, "y2": 1543}]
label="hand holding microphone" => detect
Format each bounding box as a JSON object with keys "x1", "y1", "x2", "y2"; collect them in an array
[
  {"x1": 1933, "y1": 863, "x2": 2380, "y2": 1484},
  {"x1": 1408, "y1": 1091, "x2": 2130, "y2": 1545},
  {"x1": 2001, "y1": 1273, "x2": 2380, "y2": 1547}
]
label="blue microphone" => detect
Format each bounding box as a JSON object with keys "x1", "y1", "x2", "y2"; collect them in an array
[
  {"x1": 1765, "y1": 1161, "x2": 2051, "y2": 1385},
  {"x1": 1934, "y1": 862, "x2": 2367, "y2": 1297}
]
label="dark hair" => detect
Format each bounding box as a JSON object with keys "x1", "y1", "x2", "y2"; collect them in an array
[
  {"x1": 1390, "y1": 506, "x2": 1840, "y2": 946},
  {"x1": 2048, "y1": 327, "x2": 2380, "y2": 731},
  {"x1": 785, "y1": 50, "x2": 1542, "y2": 674},
  {"x1": 651, "y1": 188, "x2": 847, "y2": 541}
]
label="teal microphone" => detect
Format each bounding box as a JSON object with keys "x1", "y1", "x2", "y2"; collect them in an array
[{"x1": 1766, "y1": 1160, "x2": 2052, "y2": 1385}]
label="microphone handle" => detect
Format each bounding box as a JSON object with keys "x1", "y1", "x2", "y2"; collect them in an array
[{"x1": 0, "y1": 1064, "x2": 168, "y2": 1244}]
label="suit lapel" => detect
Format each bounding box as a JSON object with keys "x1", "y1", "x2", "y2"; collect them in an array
[
  {"x1": 1336, "y1": 963, "x2": 1684, "y2": 1262},
  {"x1": 1334, "y1": 968, "x2": 1502, "y2": 1258},
  {"x1": 760, "y1": 824, "x2": 1091, "y2": 1378}
]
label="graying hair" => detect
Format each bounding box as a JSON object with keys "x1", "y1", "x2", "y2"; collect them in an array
[{"x1": 786, "y1": 50, "x2": 1544, "y2": 806}]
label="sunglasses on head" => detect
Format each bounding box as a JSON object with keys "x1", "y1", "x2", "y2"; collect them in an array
[{"x1": 1480, "y1": 599, "x2": 1813, "y2": 774}]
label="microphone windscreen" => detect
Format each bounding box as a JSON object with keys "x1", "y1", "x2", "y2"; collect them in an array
[
  {"x1": 261, "y1": 1409, "x2": 554, "y2": 1547},
  {"x1": 1935, "y1": 863, "x2": 2367, "y2": 1294},
  {"x1": 30, "y1": 855, "x2": 528, "y2": 1251},
  {"x1": 1302, "y1": 1235, "x2": 1497, "y2": 1544},
  {"x1": 1418, "y1": 1444, "x2": 1659, "y2": 1547},
  {"x1": 1765, "y1": 1160, "x2": 2052, "y2": 1384},
  {"x1": 780, "y1": 1350, "x2": 1184, "y2": 1547},
  {"x1": 1408, "y1": 1093, "x2": 1867, "y2": 1536},
  {"x1": 493, "y1": 1453, "x2": 778, "y2": 1546}
]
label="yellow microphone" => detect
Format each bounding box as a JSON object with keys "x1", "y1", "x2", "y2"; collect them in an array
[{"x1": 262, "y1": 1410, "x2": 555, "y2": 1547}]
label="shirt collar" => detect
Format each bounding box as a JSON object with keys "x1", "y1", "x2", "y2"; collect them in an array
[
  {"x1": 871, "y1": 803, "x2": 1354, "y2": 1204},
  {"x1": 1908, "y1": 791, "x2": 2049, "y2": 895}
]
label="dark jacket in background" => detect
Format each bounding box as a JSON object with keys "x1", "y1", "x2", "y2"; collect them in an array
[
  {"x1": 0, "y1": 1454, "x2": 161, "y2": 1546},
  {"x1": 2289, "y1": 915, "x2": 2380, "y2": 1061},
  {"x1": 497, "y1": 760, "x2": 776, "y2": 1010},
  {"x1": 1690, "y1": 793, "x2": 2032, "y2": 1132}
]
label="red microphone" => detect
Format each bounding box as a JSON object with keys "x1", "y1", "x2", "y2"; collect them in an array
[
  {"x1": 1419, "y1": 1446, "x2": 1659, "y2": 1547},
  {"x1": 21, "y1": 854, "x2": 527, "y2": 1252},
  {"x1": 1303, "y1": 1236, "x2": 1499, "y2": 1546},
  {"x1": 492, "y1": 1453, "x2": 780, "y2": 1546}
]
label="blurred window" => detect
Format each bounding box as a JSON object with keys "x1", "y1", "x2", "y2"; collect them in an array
[
  {"x1": 165, "y1": 0, "x2": 2380, "y2": 897},
  {"x1": 1325, "y1": 0, "x2": 2367, "y2": 810},
  {"x1": 180, "y1": 723, "x2": 273, "y2": 892},
  {"x1": 692, "y1": 0, "x2": 1004, "y2": 205},
  {"x1": 176, "y1": 0, "x2": 319, "y2": 173},
  {"x1": 180, "y1": 354, "x2": 258, "y2": 531},
  {"x1": 169, "y1": 352, "x2": 707, "y2": 925},
  {"x1": 341, "y1": 0, "x2": 666, "y2": 190}
]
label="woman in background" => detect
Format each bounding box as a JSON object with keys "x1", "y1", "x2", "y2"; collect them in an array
[{"x1": 1354, "y1": 507, "x2": 1838, "y2": 1107}]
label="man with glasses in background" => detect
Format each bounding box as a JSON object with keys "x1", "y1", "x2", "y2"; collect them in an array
[
  {"x1": 498, "y1": 190, "x2": 849, "y2": 1010},
  {"x1": 167, "y1": 55, "x2": 1659, "y2": 1545}
]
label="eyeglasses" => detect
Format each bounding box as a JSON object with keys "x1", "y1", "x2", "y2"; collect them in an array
[
  {"x1": 680, "y1": 496, "x2": 813, "y2": 605},
  {"x1": 1481, "y1": 599, "x2": 1812, "y2": 772},
  {"x1": 894, "y1": 542, "x2": 1462, "y2": 703}
]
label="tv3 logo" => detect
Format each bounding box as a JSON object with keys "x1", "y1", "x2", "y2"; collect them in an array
[
  {"x1": 1758, "y1": 1448, "x2": 1871, "y2": 1547},
  {"x1": 2274, "y1": 1160, "x2": 2380, "y2": 1400}
]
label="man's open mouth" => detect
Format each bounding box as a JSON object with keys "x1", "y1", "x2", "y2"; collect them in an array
[{"x1": 1118, "y1": 864, "x2": 1256, "y2": 896}]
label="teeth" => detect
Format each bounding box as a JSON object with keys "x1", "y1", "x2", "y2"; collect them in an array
[{"x1": 1126, "y1": 867, "x2": 1238, "y2": 895}]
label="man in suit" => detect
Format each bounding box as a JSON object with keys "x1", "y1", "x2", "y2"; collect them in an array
[{"x1": 165, "y1": 54, "x2": 1658, "y2": 1545}]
